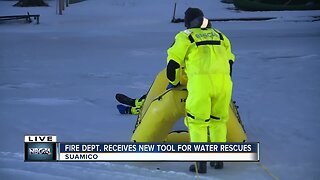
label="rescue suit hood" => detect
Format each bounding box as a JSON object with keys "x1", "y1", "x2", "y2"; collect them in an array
[{"x1": 184, "y1": 7, "x2": 211, "y2": 29}]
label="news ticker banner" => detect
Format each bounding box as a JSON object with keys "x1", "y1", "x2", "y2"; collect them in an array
[{"x1": 24, "y1": 135, "x2": 259, "y2": 162}]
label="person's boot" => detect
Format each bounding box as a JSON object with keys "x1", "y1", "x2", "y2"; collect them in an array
[
  {"x1": 189, "y1": 161, "x2": 207, "y2": 173},
  {"x1": 134, "y1": 95, "x2": 146, "y2": 107},
  {"x1": 116, "y1": 105, "x2": 132, "y2": 114},
  {"x1": 130, "y1": 106, "x2": 140, "y2": 115},
  {"x1": 210, "y1": 161, "x2": 224, "y2": 169}
]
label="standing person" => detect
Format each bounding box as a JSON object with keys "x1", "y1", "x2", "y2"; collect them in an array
[{"x1": 166, "y1": 7, "x2": 235, "y2": 173}]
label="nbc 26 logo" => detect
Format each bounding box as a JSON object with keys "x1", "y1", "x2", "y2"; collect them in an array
[{"x1": 29, "y1": 148, "x2": 51, "y2": 155}]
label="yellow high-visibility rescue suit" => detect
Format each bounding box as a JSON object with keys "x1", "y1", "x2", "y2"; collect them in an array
[{"x1": 166, "y1": 27, "x2": 235, "y2": 143}]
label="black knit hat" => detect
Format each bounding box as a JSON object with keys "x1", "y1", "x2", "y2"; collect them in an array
[{"x1": 184, "y1": 7, "x2": 204, "y2": 28}]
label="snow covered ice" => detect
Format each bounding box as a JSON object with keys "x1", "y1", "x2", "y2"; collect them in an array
[{"x1": 0, "y1": 0, "x2": 319, "y2": 179}]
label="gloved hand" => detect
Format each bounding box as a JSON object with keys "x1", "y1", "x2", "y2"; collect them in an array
[
  {"x1": 229, "y1": 60, "x2": 233, "y2": 77},
  {"x1": 166, "y1": 83, "x2": 176, "y2": 90}
]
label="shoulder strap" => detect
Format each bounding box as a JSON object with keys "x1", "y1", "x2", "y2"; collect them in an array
[{"x1": 213, "y1": 29, "x2": 224, "y2": 41}]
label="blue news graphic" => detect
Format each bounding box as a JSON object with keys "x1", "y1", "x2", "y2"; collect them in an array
[
  {"x1": 59, "y1": 143, "x2": 258, "y2": 153},
  {"x1": 58, "y1": 142, "x2": 259, "y2": 161},
  {"x1": 25, "y1": 143, "x2": 56, "y2": 161}
]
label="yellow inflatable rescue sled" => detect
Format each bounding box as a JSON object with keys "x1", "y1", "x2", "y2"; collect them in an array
[{"x1": 131, "y1": 68, "x2": 247, "y2": 142}]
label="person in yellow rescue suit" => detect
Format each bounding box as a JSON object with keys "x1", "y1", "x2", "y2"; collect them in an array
[{"x1": 166, "y1": 8, "x2": 235, "y2": 173}]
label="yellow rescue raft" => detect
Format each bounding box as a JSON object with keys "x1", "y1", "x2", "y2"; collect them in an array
[{"x1": 131, "y1": 68, "x2": 247, "y2": 142}]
